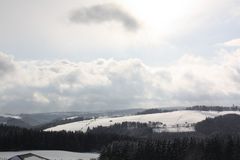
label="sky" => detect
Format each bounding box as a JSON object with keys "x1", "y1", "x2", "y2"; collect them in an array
[{"x1": 1, "y1": 0, "x2": 240, "y2": 113}]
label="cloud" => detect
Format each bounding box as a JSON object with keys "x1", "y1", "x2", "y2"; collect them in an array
[
  {"x1": 33, "y1": 92, "x2": 50, "y2": 104},
  {"x1": 224, "y1": 38, "x2": 240, "y2": 47},
  {"x1": 0, "y1": 52, "x2": 15, "y2": 76},
  {"x1": 69, "y1": 3, "x2": 139, "y2": 31},
  {"x1": 1, "y1": 50, "x2": 240, "y2": 113}
]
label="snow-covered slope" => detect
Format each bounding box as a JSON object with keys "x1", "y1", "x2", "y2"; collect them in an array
[
  {"x1": 0, "y1": 150, "x2": 99, "y2": 160},
  {"x1": 45, "y1": 110, "x2": 240, "y2": 133},
  {"x1": 0, "y1": 114, "x2": 21, "y2": 119}
]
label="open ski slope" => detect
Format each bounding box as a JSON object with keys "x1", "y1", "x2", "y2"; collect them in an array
[
  {"x1": 0, "y1": 150, "x2": 99, "y2": 160},
  {"x1": 45, "y1": 110, "x2": 240, "y2": 133}
]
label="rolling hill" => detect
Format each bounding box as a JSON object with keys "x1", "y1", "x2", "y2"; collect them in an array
[{"x1": 45, "y1": 110, "x2": 240, "y2": 133}]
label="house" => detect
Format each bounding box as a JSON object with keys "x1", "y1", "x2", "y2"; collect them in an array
[{"x1": 8, "y1": 153, "x2": 50, "y2": 160}]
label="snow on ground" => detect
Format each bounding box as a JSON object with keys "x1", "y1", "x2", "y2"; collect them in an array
[
  {"x1": 0, "y1": 150, "x2": 99, "y2": 160},
  {"x1": 63, "y1": 116, "x2": 79, "y2": 120},
  {"x1": 0, "y1": 114, "x2": 21, "y2": 119},
  {"x1": 45, "y1": 110, "x2": 240, "y2": 133}
]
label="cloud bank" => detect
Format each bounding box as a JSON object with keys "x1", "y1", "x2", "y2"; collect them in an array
[
  {"x1": 1, "y1": 50, "x2": 240, "y2": 113},
  {"x1": 69, "y1": 3, "x2": 139, "y2": 31}
]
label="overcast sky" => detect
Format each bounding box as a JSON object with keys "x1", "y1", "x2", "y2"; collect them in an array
[{"x1": 1, "y1": 0, "x2": 240, "y2": 113}]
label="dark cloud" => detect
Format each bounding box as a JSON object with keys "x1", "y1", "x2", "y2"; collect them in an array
[{"x1": 69, "y1": 4, "x2": 139, "y2": 31}]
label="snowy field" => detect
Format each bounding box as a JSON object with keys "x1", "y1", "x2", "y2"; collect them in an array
[
  {"x1": 0, "y1": 114, "x2": 21, "y2": 119},
  {"x1": 0, "y1": 150, "x2": 99, "y2": 160},
  {"x1": 45, "y1": 110, "x2": 240, "y2": 133}
]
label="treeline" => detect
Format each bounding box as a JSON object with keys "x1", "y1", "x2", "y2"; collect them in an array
[
  {"x1": 88, "y1": 122, "x2": 153, "y2": 137},
  {"x1": 136, "y1": 108, "x2": 174, "y2": 115},
  {"x1": 0, "y1": 125, "x2": 132, "y2": 152},
  {"x1": 100, "y1": 135, "x2": 240, "y2": 160},
  {"x1": 35, "y1": 116, "x2": 87, "y2": 130},
  {"x1": 186, "y1": 105, "x2": 240, "y2": 111}
]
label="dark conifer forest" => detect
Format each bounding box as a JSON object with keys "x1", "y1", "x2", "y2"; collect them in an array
[
  {"x1": 1, "y1": 114, "x2": 240, "y2": 160},
  {"x1": 100, "y1": 135, "x2": 240, "y2": 160},
  {"x1": 0, "y1": 125, "x2": 132, "y2": 152}
]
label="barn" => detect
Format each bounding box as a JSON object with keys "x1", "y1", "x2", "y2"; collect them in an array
[{"x1": 8, "y1": 153, "x2": 49, "y2": 160}]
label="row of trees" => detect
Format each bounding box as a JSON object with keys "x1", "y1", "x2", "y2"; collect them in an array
[
  {"x1": 136, "y1": 109, "x2": 173, "y2": 115},
  {"x1": 186, "y1": 105, "x2": 240, "y2": 111},
  {"x1": 88, "y1": 122, "x2": 153, "y2": 137},
  {"x1": 35, "y1": 116, "x2": 87, "y2": 130}
]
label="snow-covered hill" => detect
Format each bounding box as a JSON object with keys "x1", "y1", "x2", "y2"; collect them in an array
[
  {"x1": 0, "y1": 114, "x2": 21, "y2": 119},
  {"x1": 45, "y1": 110, "x2": 240, "y2": 133}
]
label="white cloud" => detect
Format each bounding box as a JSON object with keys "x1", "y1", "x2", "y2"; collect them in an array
[
  {"x1": 33, "y1": 92, "x2": 50, "y2": 104},
  {"x1": 224, "y1": 38, "x2": 240, "y2": 47},
  {"x1": 0, "y1": 52, "x2": 15, "y2": 75},
  {"x1": 1, "y1": 50, "x2": 240, "y2": 113}
]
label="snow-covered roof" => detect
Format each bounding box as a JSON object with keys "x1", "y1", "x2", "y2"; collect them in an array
[{"x1": 8, "y1": 153, "x2": 49, "y2": 160}]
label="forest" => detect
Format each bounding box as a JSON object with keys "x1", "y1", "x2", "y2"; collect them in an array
[
  {"x1": 0, "y1": 125, "x2": 132, "y2": 152},
  {"x1": 1, "y1": 114, "x2": 240, "y2": 160},
  {"x1": 100, "y1": 135, "x2": 240, "y2": 160}
]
